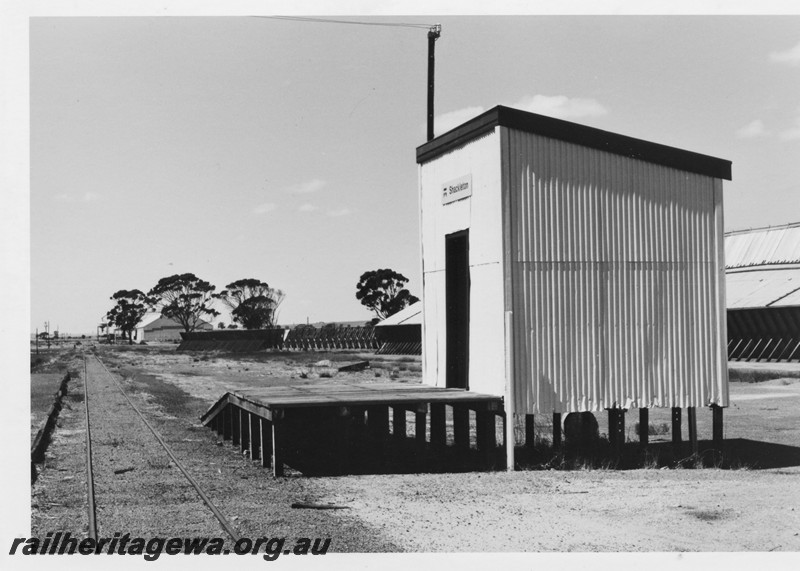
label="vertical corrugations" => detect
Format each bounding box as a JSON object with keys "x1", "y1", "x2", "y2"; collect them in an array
[
  {"x1": 505, "y1": 129, "x2": 727, "y2": 414},
  {"x1": 715, "y1": 179, "x2": 730, "y2": 406}
]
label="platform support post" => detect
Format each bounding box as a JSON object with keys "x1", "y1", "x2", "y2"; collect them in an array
[
  {"x1": 671, "y1": 407, "x2": 682, "y2": 458},
  {"x1": 367, "y1": 405, "x2": 388, "y2": 435},
  {"x1": 249, "y1": 413, "x2": 260, "y2": 461},
  {"x1": 687, "y1": 406, "x2": 698, "y2": 456},
  {"x1": 476, "y1": 410, "x2": 495, "y2": 470},
  {"x1": 639, "y1": 408, "x2": 649, "y2": 448},
  {"x1": 337, "y1": 407, "x2": 353, "y2": 475},
  {"x1": 415, "y1": 408, "x2": 427, "y2": 446},
  {"x1": 552, "y1": 412, "x2": 562, "y2": 450},
  {"x1": 367, "y1": 405, "x2": 389, "y2": 469},
  {"x1": 453, "y1": 405, "x2": 469, "y2": 450},
  {"x1": 392, "y1": 406, "x2": 406, "y2": 441},
  {"x1": 525, "y1": 414, "x2": 535, "y2": 448},
  {"x1": 271, "y1": 410, "x2": 284, "y2": 477},
  {"x1": 430, "y1": 403, "x2": 446, "y2": 447},
  {"x1": 712, "y1": 405, "x2": 724, "y2": 451},
  {"x1": 413, "y1": 406, "x2": 427, "y2": 469},
  {"x1": 240, "y1": 410, "x2": 250, "y2": 454},
  {"x1": 259, "y1": 418, "x2": 270, "y2": 468},
  {"x1": 222, "y1": 406, "x2": 231, "y2": 440},
  {"x1": 232, "y1": 407, "x2": 240, "y2": 446}
]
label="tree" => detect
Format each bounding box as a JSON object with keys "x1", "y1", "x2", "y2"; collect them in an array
[
  {"x1": 148, "y1": 273, "x2": 220, "y2": 333},
  {"x1": 217, "y1": 321, "x2": 226, "y2": 329},
  {"x1": 218, "y1": 278, "x2": 285, "y2": 329},
  {"x1": 355, "y1": 268, "x2": 419, "y2": 320},
  {"x1": 106, "y1": 289, "x2": 149, "y2": 344}
]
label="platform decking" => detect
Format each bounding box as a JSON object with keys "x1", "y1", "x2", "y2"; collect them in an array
[{"x1": 201, "y1": 383, "x2": 504, "y2": 476}]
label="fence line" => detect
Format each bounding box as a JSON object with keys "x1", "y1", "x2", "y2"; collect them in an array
[{"x1": 281, "y1": 326, "x2": 379, "y2": 351}]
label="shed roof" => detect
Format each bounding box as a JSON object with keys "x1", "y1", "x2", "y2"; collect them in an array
[
  {"x1": 375, "y1": 301, "x2": 422, "y2": 327},
  {"x1": 135, "y1": 313, "x2": 212, "y2": 330},
  {"x1": 725, "y1": 222, "x2": 800, "y2": 269},
  {"x1": 416, "y1": 105, "x2": 732, "y2": 180},
  {"x1": 726, "y1": 268, "x2": 800, "y2": 309},
  {"x1": 135, "y1": 313, "x2": 163, "y2": 329}
]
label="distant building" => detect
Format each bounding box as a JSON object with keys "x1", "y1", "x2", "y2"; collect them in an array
[
  {"x1": 725, "y1": 222, "x2": 800, "y2": 361},
  {"x1": 374, "y1": 301, "x2": 422, "y2": 355},
  {"x1": 133, "y1": 313, "x2": 213, "y2": 343}
]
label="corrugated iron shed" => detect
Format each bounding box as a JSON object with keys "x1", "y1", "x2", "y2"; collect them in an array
[{"x1": 417, "y1": 105, "x2": 731, "y2": 414}]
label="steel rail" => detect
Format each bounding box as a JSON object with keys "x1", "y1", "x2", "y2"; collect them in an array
[
  {"x1": 82, "y1": 356, "x2": 98, "y2": 540},
  {"x1": 91, "y1": 354, "x2": 241, "y2": 542}
]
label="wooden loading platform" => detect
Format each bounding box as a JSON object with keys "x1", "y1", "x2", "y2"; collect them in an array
[{"x1": 200, "y1": 383, "x2": 504, "y2": 477}]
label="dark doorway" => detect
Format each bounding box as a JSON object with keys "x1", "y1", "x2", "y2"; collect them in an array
[{"x1": 445, "y1": 230, "x2": 470, "y2": 389}]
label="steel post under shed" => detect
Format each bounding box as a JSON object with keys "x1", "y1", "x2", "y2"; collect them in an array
[{"x1": 504, "y1": 311, "x2": 515, "y2": 471}]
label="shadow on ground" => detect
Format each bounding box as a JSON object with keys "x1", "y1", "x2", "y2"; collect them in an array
[
  {"x1": 271, "y1": 430, "x2": 800, "y2": 476},
  {"x1": 513, "y1": 437, "x2": 800, "y2": 471}
]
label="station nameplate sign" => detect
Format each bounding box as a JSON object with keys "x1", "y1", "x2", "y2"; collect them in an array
[{"x1": 441, "y1": 174, "x2": 472, "y2": 205}]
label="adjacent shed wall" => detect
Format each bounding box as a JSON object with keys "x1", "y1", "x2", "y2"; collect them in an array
[{"x1": 501, "y1": 127, "x2": 729, "y2": 413}]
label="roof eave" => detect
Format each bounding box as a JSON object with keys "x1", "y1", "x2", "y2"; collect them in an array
[{"x1": 416, "y1": 105, "x2": 732, "y2": 181}]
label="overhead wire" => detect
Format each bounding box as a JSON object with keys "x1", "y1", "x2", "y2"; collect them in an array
[{"x1": 251, "y1": 15, "x2": 436, "y2": 30}]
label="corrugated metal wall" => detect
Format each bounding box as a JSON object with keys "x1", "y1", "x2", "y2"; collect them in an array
[
  {"x1": 419, "y1": 130, "x2": 507, "y2": 396},
  {"x1": 501, "y1": 128, "x2": 728, "y2": 413}
]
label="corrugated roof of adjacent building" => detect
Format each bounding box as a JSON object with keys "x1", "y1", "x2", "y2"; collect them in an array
[
  {"x1": 725, "y1": 222, "x2": 800, "y2": 269},
  {"x1": 726, "y1": 267, "x2": 800, "y2": 309},
  {"x1": 725, "y1": 222, "x2": 800, "y2": 309},
  {"x1": 135, "y1": 313, "x2": 163, "y2": 329},
  {"x1": 375, "y1": 301, "x2": 422, "y2": 327},
  {"x1": 135, "y1": 313, "x2": 213, "y2": 330}
]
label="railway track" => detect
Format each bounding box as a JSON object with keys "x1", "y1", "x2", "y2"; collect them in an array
[{"x1": 80, "y1": 353, "x2": 241, "y2": 542}]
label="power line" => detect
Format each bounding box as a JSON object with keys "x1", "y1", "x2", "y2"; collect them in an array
[{"x1": 252, "y1": 15, "x2": 435, "y2": 30}]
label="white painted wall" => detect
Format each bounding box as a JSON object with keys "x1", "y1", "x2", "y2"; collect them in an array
[{"x1": 419, "y1": 129, "x2": 506, "y2": 396}]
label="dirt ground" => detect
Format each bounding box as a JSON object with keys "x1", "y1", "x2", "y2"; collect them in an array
[{"x1": 31, "y1": 344, "x2": 800, "y2": 553}]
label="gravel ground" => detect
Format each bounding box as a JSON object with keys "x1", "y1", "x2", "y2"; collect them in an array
[
  {"x1": 314, "y1": 467, "x2": 800, "y2": 552},
  {"x1": 83, "y1": 355, "x2": 226, "y2": 538}
]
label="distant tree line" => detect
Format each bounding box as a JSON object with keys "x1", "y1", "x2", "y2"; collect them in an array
[
  {"x1": 105, "y1": 274, "x2": 284, "y2": 344},
  {"x1": 105, "y1": 267, "x2": 419, "y2": 345}
]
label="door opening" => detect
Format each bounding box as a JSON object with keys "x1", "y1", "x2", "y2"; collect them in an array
[{"x1": 445, "y1": 230, "x2": 470, "y2": 389}]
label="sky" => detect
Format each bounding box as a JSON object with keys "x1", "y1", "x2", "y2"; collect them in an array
[{"x1": 14, "y1": 6, "x2": 800, "y2": 335}]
